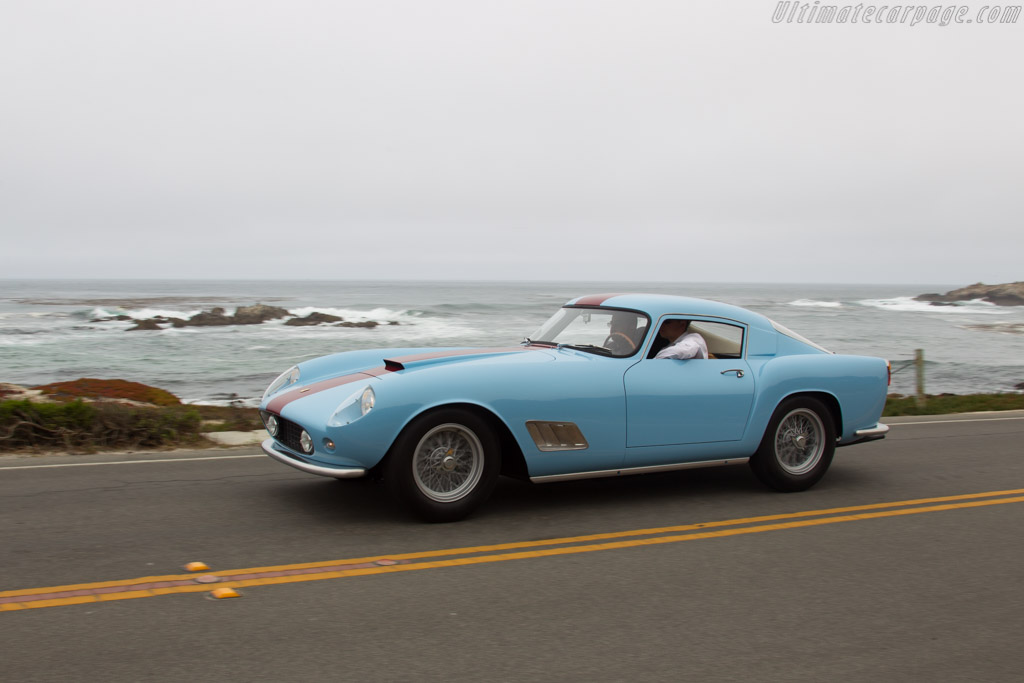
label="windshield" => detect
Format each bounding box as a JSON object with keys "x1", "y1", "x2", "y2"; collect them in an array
[{"x1": 527, "y1": 307, "x2": 649, "y2": 358}]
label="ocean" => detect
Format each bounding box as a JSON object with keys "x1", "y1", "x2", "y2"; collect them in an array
[{"x1": 2, "y1": 280, "x2": 1022, "y2": 406}]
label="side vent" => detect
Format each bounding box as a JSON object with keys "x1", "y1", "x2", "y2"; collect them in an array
[{"x1": 526, "y1": 421, "x2": 589, "y2": 452}]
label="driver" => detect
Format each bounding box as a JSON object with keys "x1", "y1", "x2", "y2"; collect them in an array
[
  {"x1": 654, "y1": 319, "x2": 708, "y2": 359},
  {"x1": 604, "y1": 313, "x2": 639, "y2": 355}
]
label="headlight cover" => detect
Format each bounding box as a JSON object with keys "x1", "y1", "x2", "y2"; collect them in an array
[
  {"x1": 263, "y1": 366, "x2": 300, "y2": 401},
  {"x1": 328, "y1": 385, "x2": 376, "y2": 427},
  {"x1": 265, "y1": 414, "x2": 279, "y2": 436},
  {"x1": 360, "y1": 386, "x2": 376, "y2": 416}
]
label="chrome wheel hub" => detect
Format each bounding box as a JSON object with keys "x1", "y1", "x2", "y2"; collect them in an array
[
  {"x1": 412, "y1": 424, "x2": 484, "y2": 503},
  {"x1": 775, "y1": 408, "x2": 826, "y2": 475}
]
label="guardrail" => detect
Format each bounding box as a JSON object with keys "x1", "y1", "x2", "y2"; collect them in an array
[{"x1": 890, "y1": 349, "x2": 927, "y2": 408}]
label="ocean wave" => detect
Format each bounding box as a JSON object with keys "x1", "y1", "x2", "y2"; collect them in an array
[
  {"x1": 0, "y1": 328, "x2": 47, "y2": 335},
  {"x1": 962, "y1": 323, "x2": 1024, "y2": 335},
  {"x1": 788, "y1": 299, "x2": 842, "y2": 308},
  {"x1": 185, "y1": 397, "x2": 263, "y2": 408},
  {"x1": 858, "y1": 297, "x2": 1012, "y2": 315},
  {"x1": 0, "y1": 336, "x2": 54, "y2": 346}
]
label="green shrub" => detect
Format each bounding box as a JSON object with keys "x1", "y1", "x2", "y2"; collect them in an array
[
  {"x1": 0, "y1": 399, "x2": 202, "y2": 452},
  {"x1": 192, "y1": 405, "x2": 264, "y2": 432},
  {"x1": 884, "y1": 393, "x2": 1024, "y2": 416}
]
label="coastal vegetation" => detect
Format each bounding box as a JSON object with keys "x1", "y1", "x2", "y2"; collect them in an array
[
  {"x1": 0, "y1": 379, "x2": 263, "y2": 453},
  {"x1": 0, "y1": 399, "x2": 204, "y2": 451},
  {"x1": 882, "y1": 393, "x2": 1024, "y2": 416}
]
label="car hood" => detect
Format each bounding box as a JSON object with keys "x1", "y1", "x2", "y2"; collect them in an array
[{"x1": 262, "y1": 346, "x2": 556, "y2": 413}]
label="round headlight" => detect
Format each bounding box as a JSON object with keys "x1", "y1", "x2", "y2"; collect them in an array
[
  {"x1": 299, "y1": 430, "x2": 314, "y2": 454},
  {"x1": 266, "y1": 414, "x2": 279, "y2": 437},
  {"x1": 360, "y1": 386, "x2": 376, "y2": 416}
]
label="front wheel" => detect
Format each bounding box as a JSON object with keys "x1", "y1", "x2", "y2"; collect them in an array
[
  {"x1": 750, "y1": 397, "x2": 836, "y2": 492},
  {"x1": 385, "y1": 409, "x2": 501, "y2": 522}
]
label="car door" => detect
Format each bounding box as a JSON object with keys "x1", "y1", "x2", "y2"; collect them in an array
[{"x1": 623, "y1": 319, "x2": 754, "y2": 451}]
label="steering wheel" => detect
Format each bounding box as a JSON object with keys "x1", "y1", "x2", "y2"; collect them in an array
[{"x1": 603, "y1": 332, "x2": 637, "y2": 356}]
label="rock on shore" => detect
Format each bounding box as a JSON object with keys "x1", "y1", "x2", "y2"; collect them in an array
[
  {"x1": 123, "y1": 304, "x2": 291, "y2": 330},
  {"x1": 94, "y1": 303, "x2": 396, "y2": 331},
  {"x1": 284, "y1": 312, "x2": 344, "y2": 326},
  {"x1": 915, "y1": 282, "x2": 1024, "y2": 307},
  {"x1": 183, "y1": 304, "x2": 290, "y2": 327}
]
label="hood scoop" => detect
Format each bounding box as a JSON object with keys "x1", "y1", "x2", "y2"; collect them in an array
[{"x1": 381, "y1": 347, "x2": 531, "y2": 372}]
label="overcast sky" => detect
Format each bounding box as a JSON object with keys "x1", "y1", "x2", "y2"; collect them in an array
[{"x1": 2, "y1": 1, "x2": 1021, "y2": 284}]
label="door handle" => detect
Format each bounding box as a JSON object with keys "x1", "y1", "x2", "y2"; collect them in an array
[{"x1": 721, "y1": 369, "x2": 745, "y2": 378}]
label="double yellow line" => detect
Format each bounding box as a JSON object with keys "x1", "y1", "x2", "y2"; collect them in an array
[{"x1": 4, "y1": 488, "x2": 1023, "y2": 612}]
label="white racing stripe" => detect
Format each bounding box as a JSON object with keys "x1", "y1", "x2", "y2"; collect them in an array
[{"x1": 0, "y1": 454, "x2": 264, "y2": 470}]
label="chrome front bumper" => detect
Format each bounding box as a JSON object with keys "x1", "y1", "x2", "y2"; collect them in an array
[{"x1": 261, "y1": 438, "x2": 367, "y2": 479}]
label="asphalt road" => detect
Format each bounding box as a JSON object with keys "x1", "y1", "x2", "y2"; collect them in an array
[{"x1": 2, "y1": 412, "x2": 1023, "y2": 682}]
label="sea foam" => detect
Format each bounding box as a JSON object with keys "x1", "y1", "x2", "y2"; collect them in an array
[
  {"x1": 789, "y1": 299, "x2": 842, "y2": 308},
  {"x1": 858, "y1": 297, "x2": 1010, "y2": 315}
]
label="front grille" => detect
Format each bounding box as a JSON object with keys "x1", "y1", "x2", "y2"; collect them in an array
[{"x1": 276, "y1": 415, "x2": 307, "y2": 454}]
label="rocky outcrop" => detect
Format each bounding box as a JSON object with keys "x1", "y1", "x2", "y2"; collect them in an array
[
  {"x1": 284, "y1": 312, "x2": 344, "y2": 326},
  {"x1": 106, "y1": 303, "x2": 391, "y2": 331},
  {"x1": 337, "y1": 320, "x2": 380, "y2": 328},
  {"x1": 186, "y1": 308, "x2": 232, "y2": 326},
  {"x1": 916, "y1": 282, "x2": 1024, "y2": 307},
  {"x1": 127, "y1": 319, "x2": 163, "y2": 331},
  {"x1": 232, "y1": 304, "x2": 290, "y2": 325},
  {"x1": 125, "y1": 304, "x2": 292, "y2": 329},
  {"x1": 183, "y1": 305, "x2": 287, "y2": 326}
]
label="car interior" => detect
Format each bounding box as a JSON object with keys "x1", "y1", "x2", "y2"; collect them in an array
[{"x1": 646, "y1": 320, "x2": 744, "y2": 359}]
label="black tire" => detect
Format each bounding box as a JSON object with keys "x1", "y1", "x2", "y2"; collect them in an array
[
  {"x1": 750, "y1": 397, "x2": 836, "y2": 492},
  {"x1": 384, "y1": 409, "x2": 501, "y2": 522}
]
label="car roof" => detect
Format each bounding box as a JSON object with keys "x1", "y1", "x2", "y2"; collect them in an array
[{"x1": 565, "y1": 293, "x2": 770, "y2": 326}]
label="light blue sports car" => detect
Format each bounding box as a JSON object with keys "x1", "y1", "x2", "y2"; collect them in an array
[{"x1": 259, "y1": 294, "x2": 890, "y2": 521}]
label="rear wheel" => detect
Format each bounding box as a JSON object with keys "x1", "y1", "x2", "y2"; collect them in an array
[
  {"x1": 750, "y1": 397, "x2": 835, "y2": 492},
  {"x1": 385, "y1": 409, "x2": 500, "y2": 522}
]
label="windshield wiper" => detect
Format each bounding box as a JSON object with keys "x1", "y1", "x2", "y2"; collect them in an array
[
  {"x1": 522, "y1": 338, "x2": 558, "y2": 347},
  {"x1": 560, "y1": 344, "x2": 613, "y2": 356}
]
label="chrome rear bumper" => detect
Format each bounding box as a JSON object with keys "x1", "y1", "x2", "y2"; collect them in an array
[{"x1": 838, "y1": 423, "x2": 889, "y2": 447}]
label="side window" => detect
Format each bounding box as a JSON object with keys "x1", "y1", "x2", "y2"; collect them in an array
[{"x1": 689, "y1": 321, "x2": 745, "y2": 358}]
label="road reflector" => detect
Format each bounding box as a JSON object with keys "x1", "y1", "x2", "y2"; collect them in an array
[
  {"x1": 210, "y1": 587, "x2": 240, "y2": 600},
  {"x1": 185, "y1": 562, "x2": 210, "y2": 572}
]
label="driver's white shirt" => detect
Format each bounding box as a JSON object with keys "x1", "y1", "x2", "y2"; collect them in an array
[{"x1": 654, "y1": 332, "x2": 709, "y2": 360}]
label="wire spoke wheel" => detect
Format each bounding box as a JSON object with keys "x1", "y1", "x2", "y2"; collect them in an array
[
  {"x1": 751, "y1": 397, "x2": 836, "y2": 492},
  {"x1": 773, "y1": 407, "x2": 826, "y2": 475},
  {"x1": 412, "y1": 423, "x2": 485, "y2": 503}
]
